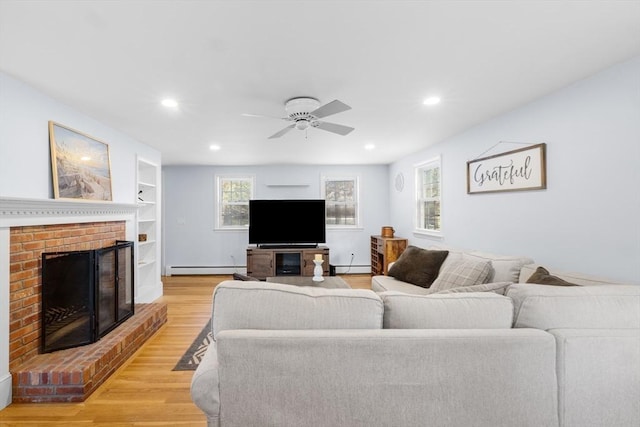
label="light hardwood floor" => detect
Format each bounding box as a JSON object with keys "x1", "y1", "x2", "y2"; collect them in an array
[{"x1": 0, "y1": 274, "x2": 372, "y2": 426}]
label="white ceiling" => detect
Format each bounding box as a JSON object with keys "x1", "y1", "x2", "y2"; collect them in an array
[{"x1": 1, "y1": 1, "x2": 639, "y2": 166}]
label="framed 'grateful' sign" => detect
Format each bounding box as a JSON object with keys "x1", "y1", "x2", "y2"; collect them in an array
[{"x1": 466, "y1": 143, "x2": 546, "y2": 194}]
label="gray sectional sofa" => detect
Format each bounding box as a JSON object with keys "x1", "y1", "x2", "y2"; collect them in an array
[{"x1": 191, "y1": 246, "x2": 640, "y2": 427}]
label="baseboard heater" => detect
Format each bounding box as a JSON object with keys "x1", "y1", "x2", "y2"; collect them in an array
[
  {"x1": 165, "y1": 266, "x2": 244, "y2": 276},
  {"x1": 166, "y1": 265, "x2": 372, "y2": 276},
  {"x1": 335, "y1": 265, "x2": 371, "y2": 274}
]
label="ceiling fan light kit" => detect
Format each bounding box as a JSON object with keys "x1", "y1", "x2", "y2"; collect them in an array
[{"x1": 247, "y1": 96, "x2": 355, "y2": 139}]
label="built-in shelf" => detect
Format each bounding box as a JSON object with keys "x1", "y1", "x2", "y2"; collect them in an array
[{"x1": 136, "y1": 158, "x2": 161, "y2": 300}]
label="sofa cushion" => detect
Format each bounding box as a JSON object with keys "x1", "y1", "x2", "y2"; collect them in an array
[
  {"x1": 428, "y1": 244, "x2": 533, "y2": 282},
  {"x1": 387, "y1": 246, "x2": 449, "y2": 288},
  {"x1": 465, "y1": 251, "x2": 533, "y2": 283},
  {"x1": 508, "y1": 283, "x2": 640, "y2": 329},
  {"x1": 429, "y1": 259, "x2": 492, "y2": 292},
  {"x1": 380, "y1": 291, "x2": 514, "y2": 329},
  {"x1": 371, "y1": 275, "x2": 433, "y2": 295},
  {"x1": 526, "y1": 266, "x2": 578, "y2": 286},
  {"x1": 211, "y1": 281, "x2": 384, "y2": 340},
  {"x1": 519, "y1": 264, "x2": 633, "y2": 287},
  {"x1": 435, "y1": 281, "x2": 512, "y2": 295}
]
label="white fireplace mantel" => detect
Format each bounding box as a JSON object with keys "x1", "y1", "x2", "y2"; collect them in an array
[
  {"x1": 0, "y1": 197, "x2": 138, "y2": 226},
  {"x1": 0, "y1": 196, "x2": 139, "y2": 409}
]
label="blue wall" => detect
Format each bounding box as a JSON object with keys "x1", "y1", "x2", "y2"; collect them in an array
[
  {"x1": 388, "y1": 56, "x2": 640, "y2": 283},
  {"x1": 162, "y1": 164, "x2": 389, "y2": 272}
]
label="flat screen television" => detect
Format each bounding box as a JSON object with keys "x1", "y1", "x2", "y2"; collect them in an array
[{"x1": 249, "y1": 199, "x2": 326, "y2": 247}]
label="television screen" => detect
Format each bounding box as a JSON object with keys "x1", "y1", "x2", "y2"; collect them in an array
[{"x1": 249, "y1": 199, "x2": 326, "y2": 246}]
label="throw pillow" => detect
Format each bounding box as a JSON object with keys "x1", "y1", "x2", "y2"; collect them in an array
[
  {"x1": 526, "y1": 266, "x2": 578, "y2": 286},
  {"x1": 387, "y1": 246, "x2": 449, "y2": 288},
  {"x1": 434, "y1": 281, "x2": 512, "y2": 295},
  {"x1": 232, "y1": 272, "x2": 260, "y2": 281},
  {"x1": 429, "y1": 259, "x2": 493, "y2": 292}
]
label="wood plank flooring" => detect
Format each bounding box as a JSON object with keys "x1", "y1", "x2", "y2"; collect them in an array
[{"x1": 0, "y1": 274, "x2": 372, "y2": 426}]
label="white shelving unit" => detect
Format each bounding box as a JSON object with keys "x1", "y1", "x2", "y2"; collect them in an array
[{"x1": 136, "y1": 157, "x2": 162, "y2": 302}]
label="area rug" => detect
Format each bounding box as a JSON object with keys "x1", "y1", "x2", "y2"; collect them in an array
[{"x1": 173, "y1": 320, "x2": 212, "y2": 371}]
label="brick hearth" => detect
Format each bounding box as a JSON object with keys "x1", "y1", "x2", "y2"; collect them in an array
[{"x1": 12, "y1": 302, "x2": 167, "y2": 403}]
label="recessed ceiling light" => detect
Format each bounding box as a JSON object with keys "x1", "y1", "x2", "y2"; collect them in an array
[
  {"x1": 209, "y1": 144, "x2": 221, "y2": 151},
  {"x1": 161, "y1": 98, "x2": 178, "y2": 108},
  {"x1": 364, "y1": 143, "x2": 375, "y2": 150},
  {"x1": 423, "y1": 96, "x2": 441, "y2": 106}
]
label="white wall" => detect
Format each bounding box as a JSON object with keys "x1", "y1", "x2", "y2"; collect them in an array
[
  {"x1": 0, "y1": 72, "x2": 163, "y2": 409},
  {"x1": 162, "y1": 164, "x2": 389, "y2": 272},
  {"x1": 389, "y1": 56, "x2": 640, "y2": 283},
  {"x1": 0, "y1": 71, "x2": 160, "y2": 201}
]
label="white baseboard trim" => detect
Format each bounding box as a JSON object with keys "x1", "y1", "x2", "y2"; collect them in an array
[
  {"x1": 0, "y1": 372, "x2": 12, "y2": 410},
  {"x1": 165, "y1": 265, "x2": 371, "y2": 276}
]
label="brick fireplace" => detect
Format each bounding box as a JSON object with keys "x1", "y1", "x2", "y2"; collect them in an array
[
  {"x1": 11, "y1": 222, "x2": 127, "y2": 368},
  {"x1": 0, "y1": 198, "x2": 166, "y2": 406}
]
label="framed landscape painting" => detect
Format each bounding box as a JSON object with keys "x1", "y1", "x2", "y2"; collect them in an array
[{"x1": 49, "y1": 121, "x2": 113, "y2": 201}]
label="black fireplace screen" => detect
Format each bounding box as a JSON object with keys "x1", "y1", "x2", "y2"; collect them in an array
[{"x1": 41, "y1": 241, "x2": 134, "y2": 353}]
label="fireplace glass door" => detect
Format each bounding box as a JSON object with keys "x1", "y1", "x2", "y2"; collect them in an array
[
  {"x1": 42, "y1": 241, "x2": 134, "y2": 353},
  {"x1": 96, "y1": 242, "x2": 134, "y2": 338},
  {"x1": 41, "y1": 250, "x2": 95, "y2": 353}
]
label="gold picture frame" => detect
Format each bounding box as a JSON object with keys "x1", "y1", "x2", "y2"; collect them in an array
[
  {"x1": 49, "y1": 121, "x2": 113, "y2": 201},
  {"x1": 467, "y1": 143, "x2": 547, "y2": 194}
]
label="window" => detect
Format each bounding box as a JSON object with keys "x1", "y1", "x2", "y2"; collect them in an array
[
  {"x1": 321, "y1": 176, "x2": 359, "y2": 227},
  {"x1": 216, "y1": 175, "x2": 254, "y2": 229},
  {"x1": 415, "y1": 158, "x2": 441, "y2": 234}
]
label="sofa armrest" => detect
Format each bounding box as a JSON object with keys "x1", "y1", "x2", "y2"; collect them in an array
[
  {"x1": 550, "y1": 329, "x2": 640, "y2": 427},
  {"x1": 190, "y1": 342, "x2": 220, "y2": 426}
]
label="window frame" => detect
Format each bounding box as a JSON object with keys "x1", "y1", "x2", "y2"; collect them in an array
[
  {"x1": 321, "y1": 175, "x2": 361, "y2": 229},
  {"x1": 414, "y1": 157, "x2": 442, "y2": 237},
  {"x1": 215, "y1": 174, "x2": 255, "y2": 230}
]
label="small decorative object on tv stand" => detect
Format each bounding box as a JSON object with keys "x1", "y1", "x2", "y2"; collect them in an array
[{"x1": 312, "y1": 254, "x2": 324, "y2": 282}]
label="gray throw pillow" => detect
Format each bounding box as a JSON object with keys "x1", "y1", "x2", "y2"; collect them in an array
[
  {"x1": 387, "y1": 246, "x2": 449, "y2": 288},
  {"x1": 429, "y1": 259, "x2": 493, "y2": 292}
]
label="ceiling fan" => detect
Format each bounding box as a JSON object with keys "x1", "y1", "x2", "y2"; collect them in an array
[{"x1": 244, "y1": 97, "x2": 355, "y2": 139}]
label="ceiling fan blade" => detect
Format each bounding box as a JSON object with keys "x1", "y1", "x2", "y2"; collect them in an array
[
  {"x1": 314, "y1": 121, "x2": 355, "y2": 136},
  {"x1": 268, "y1": 124, "x2": 296, "y2": 139},
  {"x1": 311, "y1": 99, "x2": 351, "y2": 119}
]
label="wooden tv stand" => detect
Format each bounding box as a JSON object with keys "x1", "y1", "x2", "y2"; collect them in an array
[{"x1": 246, "y1": 246, "x2": 329, "y2": 280}]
